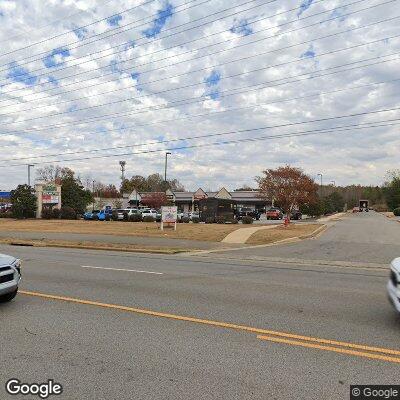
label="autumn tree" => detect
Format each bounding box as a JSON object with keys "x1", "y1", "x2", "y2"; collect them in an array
[
  {"x1": 256, "y1": 165, "x2": 318, "y2": 219},
  {"x1": 140, "y1": 192, "x2": 168, "y2": 209}
]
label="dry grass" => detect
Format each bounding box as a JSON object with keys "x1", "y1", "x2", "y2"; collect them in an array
[
  {"x1": 0, "y1": 238, "x2": 186, "y2": 254},
  {"x1": 246, "y1": 224, "x2": 324, "y2": 245},
  {"x1": 0, "y1": 219, "x2": 244, "y2": 242}
]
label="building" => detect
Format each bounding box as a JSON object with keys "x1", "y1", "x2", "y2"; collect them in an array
[{"x1": 123, "y1": 187, "x2": 269, "y2": 213}]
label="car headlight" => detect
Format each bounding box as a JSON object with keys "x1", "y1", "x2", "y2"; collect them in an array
[{"x1": 13, "y1": 259, "x2": 22, "y2": 275}]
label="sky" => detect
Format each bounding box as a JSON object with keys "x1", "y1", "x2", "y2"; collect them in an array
[{"x1": 0, "y1": 0, "x2": 399, "y2": 191}]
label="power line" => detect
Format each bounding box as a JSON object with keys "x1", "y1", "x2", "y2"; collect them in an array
[
  {"x1": 0, "y1": 0, "x2": 118, "y2": 47},
  {"x1": 0, "y1": 0, "x2": 373, "y2": 91},
  {"x1": 2, "y1": 31, "x2": 398, "y2": 117},
  {"x1": 1, "y1": 51, "x2": 397, "y2": 128},
  {"x1": 0, "y1": 0, "x2": 255, "y2": 75},
  {"x1": 1, "y1": 76, "x2": 397, "y2": 138},
  {"x1": 1, "y1": 118, "x2": 398, "y2": 168},
  {"x1": 1, "y1": 108, "x2": 399, "y2": 163}
]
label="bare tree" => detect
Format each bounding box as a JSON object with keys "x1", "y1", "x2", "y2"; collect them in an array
[{"x1": 256, "y1": 165, "x2": 318, "y2": 220}]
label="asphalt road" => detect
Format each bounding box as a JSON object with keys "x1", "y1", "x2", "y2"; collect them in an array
[{"x1": 0, "y1": 212, "x2": 399, "y2": 400}]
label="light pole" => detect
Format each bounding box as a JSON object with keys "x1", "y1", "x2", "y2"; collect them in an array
[
  {"x1": 317, "y1": 173, "x2": 323, "y2": 197},
  {"x1": 27, "y1": 164, "x2": 34, "y2": 187},
  {"x1": 92, "y1": 180, "x2": 95, "y2": 211},
  {"x1": 119, "y1": 161, "x2": 126, "y2": 185},
  {"x1": 164, "y1": 152, "x2": 171, "y2": 183},
  {"x1": 331, "y1": 180, "x2": 336, "y2": 186}
]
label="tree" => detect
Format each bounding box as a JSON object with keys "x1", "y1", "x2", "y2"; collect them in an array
[
  {"x1": 10, "y1": 185, "x2": 37, "y2": 219},
  {"x1": 300, "y1": 198, "x2": 325, "y2": 217},
  {"x1": 256, "y1": 165, "x2": 318, "y2": 219},
  {"x1": 61, "y1": 176, "x2": 93, "y2": 214},
  {"x1": 383, "y1": 172, "x2": 400, "y2": 211},
  {"x1": 140, "y1": 192, "x2": 168, "y2": 209},
  {"x1": 120, "y1": 173, "x2": 185, "y2": 193},
  {"x1": 36, "y1": 165, "x2": 74, "y2": 183},
  {"x1": 324, "y1": 191, "x2": 345, "y2": 213}
]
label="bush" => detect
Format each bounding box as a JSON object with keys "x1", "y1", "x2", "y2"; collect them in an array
[
  {"x1": 393, "y1": 208, "x2": 400, "y2": 216},
  {"x1": 105, "y1": 214, "x2": 111, "y2": 221},
  {"x1": 0, "y1": 211, "x2": 13, "y2": 218},
  {"x1": 123, "y1": 212, "x2": 129, "y2": 221},
  {"x1": 216, "y1": 216, "x2": 225, "y2": 224},
  {"x1": 143, "y1": 215, "x2": 155, "y2": 222},
  {"x1": 60, "y1": 206, "x2": 77, "y2": 220},
  {"x1": 129, "y1": 213, "x2": 142, "y2": 222},
  {"x1": 373, "y1": 204, "x2": 389, "y2": 212},
  {"x1": 52, "y1": 208, "x2": 61, "y2": 219},
  {"x1": 192, "y1": 217, "x2": 200, "y2": 223},
  {"x1": 205, "y1": 217, "x2": 215, "y2": 224},
  {"x1": 92, "y1": 214, "x2": 99, "y2": 221},
  {"x1": 231, "y1": 219, "x2": 239, "y2": 224},
  {"x1": 181, "y1": 216, "x2": 190, "y2": 223},
  {"x1": 41, "y1": 208, "x2": 53, "y2": 219},
  {"x1": 242, "y1": 216, "x2": 254, "y2": 224},
  {"x1": 111, "y1": 210, "x2": 119, "y2": 221}
]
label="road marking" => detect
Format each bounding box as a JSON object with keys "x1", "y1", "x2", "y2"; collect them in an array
[
  {"x1": 257, "y1": 335, "x2": 400, "y2": 364},
  {"x1": 81, "y1": 265, "x2": 163, "y2": 275},
  {"x1": 20, "y1": 290, "x2": 400, "y2": 363}
]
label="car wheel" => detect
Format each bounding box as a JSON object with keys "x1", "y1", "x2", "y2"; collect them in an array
[{"x1": 0, "y1": 289, "x2": 18, "y2": 303}]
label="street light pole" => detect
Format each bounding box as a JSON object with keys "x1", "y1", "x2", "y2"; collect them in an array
[
  {"x1": 92, "y1": 180, "x2": 95, "y2": 211},
  {"x1": 164, "y1": 152, "x2": 171, "y2": 183},
  {"x1": 331, "y1": 180, "x2": 336, "y2": 186},
  {"x1": 317, "y1": 173, "x2": 323, "y2": 197},
  {"x1": 27, "y1": 164, "x2": 34, "y2": 187}
]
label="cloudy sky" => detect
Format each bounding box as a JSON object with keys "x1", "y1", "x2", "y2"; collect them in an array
[{"x1": 0, "y1": 0, "x2": 399, "y2": 191}]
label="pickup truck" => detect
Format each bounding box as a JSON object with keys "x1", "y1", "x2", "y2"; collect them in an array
[{"x1": 0, "y1": 253, "x2": 21, "y2": 303}]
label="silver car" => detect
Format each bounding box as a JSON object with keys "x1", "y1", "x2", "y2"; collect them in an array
[
  {"x1": 0, "y1": 253, "x2": 22, "y2": 303},
  {"x1": 387, "y1": 257, "x2": 400, "y2": 313}
]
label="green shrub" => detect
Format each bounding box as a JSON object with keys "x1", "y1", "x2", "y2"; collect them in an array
[
  {"x1": 242, "y1": 216, "x2": 254, "y2": 224},
  {"x1": 216, "y1": 216, "x2": 225, "y2": 224},
  {"x1": 0, "y1": 212, "x2": 13, "y2": 218},
  {"x1": 231, "y1": 219, "x2": 239, "y2": 224},
  {"x1": 111, "y1": 210, "x2": 119, "y2": 221},
  {"x1": 105, "y1": 214, "x2": 111, "y2": 221},
  {"x1": 129, "y1": 213, "x2": 142, "y2": 222},
  {"x1": 143, "y1": 215, "x2": 155, "y2": 222},
  {"x1": 52, "y1": 208, "x2": 61, "y2": 219},
  {"x1": 192, "y1": 217, "x2": 200, "y2": 223},
  {"x1": 393, "y1": 208, "x2": 400, "y2": 216},
  {"x1": 205, "y1": 217, "x2": 215, "y2": 224},
  {"x1": 60, "y1": 206, "x2": 77, "y2": 220},
  {"x1": 41, "y1": 208, "x2": 53, "y2": 219},
  {"x1": 123, "y1": 212, "x2": 129, "y2": 221},
  {"x1": 181, "y1": 216, "x2": 190, "y2": 223}
]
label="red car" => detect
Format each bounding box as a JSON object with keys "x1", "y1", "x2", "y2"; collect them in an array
[{"x1": 266, "y1": 207, "x2": 283, "y2": 220}]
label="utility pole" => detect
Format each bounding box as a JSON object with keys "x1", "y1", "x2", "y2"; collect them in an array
[
  {"x1": 27, "y1": 164, "x2": 34, "y2": 187},
  {"x1": 317, "y1": 173, "x2": 323, "y2": 197},
  {"x1": 92, "y1": 180, "x2": 95, "y2": 211},
  {"x1": 119, "y1": 161, "x2": 126, "y2": 186},
  {"x1": 164, "y1": 152, "x2": 171, "y2": 183}
]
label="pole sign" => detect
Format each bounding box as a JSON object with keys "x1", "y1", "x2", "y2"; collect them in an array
[
  {"x1": 161, "y1": 206, "x2": 177, "y2": 230},
  {"x1": 42, "y1": 184, "x2": 59, "y2": 204}
]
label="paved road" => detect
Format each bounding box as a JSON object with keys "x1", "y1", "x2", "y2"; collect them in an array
[
  {"x1": 207, "y1": 211, "x2": 400, "y2": 264},
  {"x1": 0, "y1": 218, "x2": 399, "y2": 400}
]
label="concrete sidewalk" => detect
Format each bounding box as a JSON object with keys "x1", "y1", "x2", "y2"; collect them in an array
[{"x1": 222, "y1": 225, "x2": 277, "y2": 244}]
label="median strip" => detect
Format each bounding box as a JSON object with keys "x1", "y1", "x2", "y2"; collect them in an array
[{"x1": 20, "y1": 290, "x2": 400, "y2": 364}]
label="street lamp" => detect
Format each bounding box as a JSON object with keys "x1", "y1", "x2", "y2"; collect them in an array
[
  {"x1": 331, "y1": 180, "x2": 336, "y2": 186},
  {"x1": 317, "y1": 173, "x2": 323, "y2": 187},
  {"x1": 164, "y1": 152, "x2": 172, "y2": 183},
  {"x1": 27, "y1": 164, "x2": 34, "y2": 187},
  {"x1": 92, "y1": 180, "x2": 95, "y2": 211}
]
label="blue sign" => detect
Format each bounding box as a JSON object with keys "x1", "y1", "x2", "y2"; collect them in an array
[{"x1": 0, "y1": 192, "x2": 11, "y2": 199}]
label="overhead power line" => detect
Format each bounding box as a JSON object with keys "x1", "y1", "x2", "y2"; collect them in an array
[
  {"x1": 1, "y1": 118, "x2": 398, "y2": 168},
  {"x1": 1, "y1": 32, "x2": 398, "y2": 117},
  {"x1": 1, "y1": 107, "x2": 399, "y2": 163},
  {"x1": 0, "y1": 0, "x2": 376, "y2": 91},
  {"x1": 0, "y1": 51, "x2": 398, "y2": 128},
  {"x1": 0, "y1": 76, "x2": 397, "y2": 139}
]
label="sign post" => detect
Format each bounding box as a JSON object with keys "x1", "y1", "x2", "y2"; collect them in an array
[{"x1": 161, "y1": 206, "x2": 177, "y2": 231}]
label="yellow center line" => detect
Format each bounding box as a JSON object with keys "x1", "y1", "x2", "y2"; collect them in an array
[
  {"x1": 20, "y1": 290, "x2": 400, "y2": 361},
  {"x1": 257, "y1": 335, "x2": 400, "y2": 364}
]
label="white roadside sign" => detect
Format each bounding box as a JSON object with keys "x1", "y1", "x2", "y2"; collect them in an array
[{"x1": 161, "y1": 206, "x2": 178, "y2": 230}]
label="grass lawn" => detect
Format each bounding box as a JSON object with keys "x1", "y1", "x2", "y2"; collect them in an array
[
  {"x1": 0, "y1": 219, "x2": 245, "y2": 242},
  {"x1": 246, "y1": 224, "x2": 324, "y2": 245}
]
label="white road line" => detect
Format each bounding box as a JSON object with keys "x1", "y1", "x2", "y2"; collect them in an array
[{"x1": 81, "y1": 265, "x2": 163, "y2": 275}]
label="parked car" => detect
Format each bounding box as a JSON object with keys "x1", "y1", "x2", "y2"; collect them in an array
[
  {"x1": 266, "y1": 207, "x2": 283, "y2": 220},
  {"x1": 0, "y1": 253, "x2": 22, "y2": 303},
  {"x1": 189, "y1": 212, "x2": 200, "y2": 221},
  {"x1": 83, "y1": 210, "x2": 100, "y2": 220},
  {"x1": 236, "y1": 207, "x2": 261, "y2": 221},
  {"x1": 387, "y1": 257, "x2": 400, "y2": 314},
  {"x1": 141, "y1": 209, "x2": 157, "y2": 219},
  {"x1": 352, "y1": 207, "x2": 360, "y2": 213},
  {"x1": 290, "y1": 210, "x2": 302, "y2": 220}
]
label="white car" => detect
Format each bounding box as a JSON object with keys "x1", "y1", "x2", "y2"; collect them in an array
[
  {"x1": 387, "y1": 257, "x2": 400, "y2": 313},
  {"x1": 141, "y1": 209, "x2": 157, "y2": 219},
  {"x1": 0, "y1": 253, "x2": 22, "y2": 303}
]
